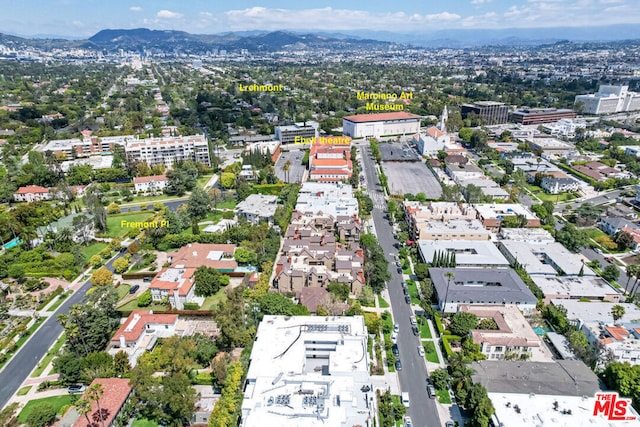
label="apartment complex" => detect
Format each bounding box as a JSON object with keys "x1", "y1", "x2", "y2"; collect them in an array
[
  {"x1": 274, "y1": 121, "x2": 319, "y2": 144},
  {"x1": 296, "y1": 182, "x2": 359, "y2": 218}
]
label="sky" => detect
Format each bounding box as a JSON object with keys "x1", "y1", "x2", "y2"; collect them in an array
[{"x1": 1, "y1": 0, "x2": 639, "y2": 38}]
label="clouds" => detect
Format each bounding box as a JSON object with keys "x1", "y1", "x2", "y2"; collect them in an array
[
  {"x1": 129, "y1": 6, "x2": 142, "y2": 12},
  {"x1": 157, "y1": 9, "x2": 183, "y2": 19}
]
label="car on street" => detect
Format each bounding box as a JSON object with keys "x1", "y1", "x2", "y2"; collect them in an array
[
  {"x1": 403, "y1": 287, "x2": 408, "y2": 295},
  {"x1": 68, "y1": 384, "x2": 86, "y2": 394},
  {"x1": 395, "y1": 360, "x2": 402, "y2": 371},
  {"x1": 392, "y1": 344, "x2": 399, "y2": 357},
  {"x1": 417, "y1": 346, "x2": 425, "y2": 357},
  {"x1": 397, "y1": 267, "x2": 403, "y2": 274},
  {"x1": 410, "y1": 315, "x2": 417, "y2": 325},
  {"x1": 393, "y1": 323, "x2": 400, "y2": 333},
  {"x1": 412, "y1": 326, "x2": 419, "y2": 336},
  {"x1": 405, "y1": 295, "x2": 411, "y2": 304},
  {"x1": 129, "y1": 284, "x2": 140, "y2": 294},
  {"x1": 404, "y1": 416, "x2": 413, "y2": 427},
  {"x1": 395, "y1": 261, "x2": 401, "y2": 267},
  {"x1": 391, "y1": 332, "x2": 398, "y2": 343},
  {"x1": 427, "y1": 385, "x2": 436, "y2": 398},
  {"x1": 445, "y1": 422, "x2": 455, "y2": 427}
]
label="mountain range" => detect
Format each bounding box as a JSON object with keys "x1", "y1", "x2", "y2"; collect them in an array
[{"x1": 1, "y1": 25, "x2": 640, "y2": 53}]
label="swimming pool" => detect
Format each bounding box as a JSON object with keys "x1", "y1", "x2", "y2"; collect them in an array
[
  {"x1": 534, "y1": 326, "x2": 550, "y2": 336},
  {"x1": 2, "y1": 237, "x2": 22, "y2": 249}
]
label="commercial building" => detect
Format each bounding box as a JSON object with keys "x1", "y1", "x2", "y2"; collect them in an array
[
  {"x1": 418, "y1": 240, "x2": 510, "y2": 268},
  {"x1": 241, "y1": 315, "x2": 375, "y2": 427},
  {"x1": 459, "y1": 305, "x2": 549, "y2": 361},
  {"x1": 429, "y1": 268, "x2": 538, "y2": 313},
  {"x1": 510, "y1": 108, "x2": 577, "y2": 125},
  {"x1": 235, "y1": 194, "x2": 279, "y2": 224},
  {"x1": 460, "y1": 101, "x2": 509, "y2": 125},
  {"x1": 275, "y1": 121, "x2": 319, "y2": 144},
  {"x1": 296, "y1": 182, "x2": 358, "y2": 218},
  {"x1": 342, "y1": 112, "x2": 421, "y2": 139},
  {"x1": 575, "y1": 85, "x2": 640, "y2": 115}
]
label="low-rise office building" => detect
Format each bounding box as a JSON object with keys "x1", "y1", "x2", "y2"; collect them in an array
[
  {"x1": 510, "y1": 108, "x2": 577, "y2": 125},
  {"x1": 241, "y1": 315, "x2": 375, "y2": 427},
  {"x1": 461, "y1": 101, "x2": 509, "y2": 125}
]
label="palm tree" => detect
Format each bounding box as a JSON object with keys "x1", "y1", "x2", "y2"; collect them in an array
[
  {"x1": 443, "y1": 271, "x2": 455, "y2": 312},
  {"x1": 281, "y1": 159, "x2": 291, "y2": 183},
  {"x1": 76, "y1": 397, "x2": 92, "y2": 426},
  {"x1": 612, "y1": 304, "x2": 626, "y2": 324},
  {"x1": 630, "y1": 269, "x2": 640, "y2": 299},
  {"x1": 625, "y1": 265, "x2": 639, "y2": 295},
  {"x1": 87, "y1": 383, "x2": 106, "y2": 427}
]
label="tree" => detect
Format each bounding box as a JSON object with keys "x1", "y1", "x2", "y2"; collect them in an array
[
  {"x1": 281, "y1": 159, "x2": 291, "y2": 183},
  {"x1": 194, "y1": 266, "x2": 230, "y2": 297},
  {"x1": 449, "y1": 312, "x2": 479, "y2": 337},
  {"x1": 612, "y1": 304, "x2": 626, "y2": 323},
  {"x1": 430, "y1": 368, "x2": 449, "y2": 390},
  {"x1": 220, "y1": 172, "x2": 236, "y2": 189},
  {"x1": 602, "y1": 264, "x2": 620, "y2": 283},
  {"x1": 555, "y1": 223, "x2": 589, "y2": 252},
  {"x1": 614, "y1": 231, "x2": 634, "y2": 251},
  {"x1": 258, "y1": 292, "x2": 309, "y2": 316},
  {"x1": 137, "y1": 290, "x2": 152, "y2": 307},
  {"x1": 465, "y1": 184, "x2": 484, "y2": 204},
  {"x1": 187, "y1": 187, "x2": 211, "y2": 221},
  {"x1": 327, "y1": 282, "x2": 351, "y2": 301},
  {"x1": 458, "y1": 127, "x2": 473, "y2": 143},
  {"x1": 25, "y1": 403, "x2": 56, "y2": 427},
  {"x1": 106, "y1": 202, "x2": 120, "y2": 214},
  {"x1": 86, "y1": 383, "x2": 106, "y2": 427},
  {"x1": 477, "y1": 318, "x2": 499, "y2": 330},
  {"x1": 75, "y1": 398, "x2": 92, "y2": 426},
  {"x1": 210, "y1": 352, "x2": 232, "y2": 388},
  {"x1": 233, "y1": 247, "x2": 257, "y2": 265},
  {"x1": 113, "y1": 350, "x2": 131, "y2": 376},
  {"x1": 160, "y1": 371, "x2": 197, "y2": 425},
  {"x1": 112, "y1": 256, "x2": 130, "y2": 274},
  {"x1": 90, "y1": 267, "x2": 113, "y2": 287},
  {"x1": 414, "y1": 263, "x2": 429, "y2": 281}
]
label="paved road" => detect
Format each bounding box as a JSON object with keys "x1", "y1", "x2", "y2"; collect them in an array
[
  {"x1": 361, "y1": 144, "x2": 441, "y2": 427},
  {"x1": 0, "y1": 252, "x2": 125, "y2": 410}
]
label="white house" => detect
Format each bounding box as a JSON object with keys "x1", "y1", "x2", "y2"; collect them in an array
[{"x1": 133, "y1": 174, "x2": 167, "y2": 193}]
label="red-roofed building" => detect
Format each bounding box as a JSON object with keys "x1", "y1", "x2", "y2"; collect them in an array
[
  {"x1": 148, "y1": 267, "x2": 197, "y2": 309},
  {"x1": 168, "y1": 243, "x2": 237, "y2": 272},
  {"x1": 133, "y1": 174, "x2": 167, "y2": 193},
  {"x1": 72, "y1": 378, "x2": 132, "y2": 427},
  {"x1": 343, "y1": 112, "x2": 421, "y2": 138},
  {"x1": 108, "y1": 310, "x2": 179, "y2": 366},
  {"x1": 308, "y1": 142, "x2": 353, "y2": 183},
  {"x1": 13, "y1": 185, "x2": 52, "y2": 202}
]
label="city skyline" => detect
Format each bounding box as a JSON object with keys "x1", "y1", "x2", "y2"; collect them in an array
[{"x1": 1, "y1": 0, "x2": 639, "y2": 38}]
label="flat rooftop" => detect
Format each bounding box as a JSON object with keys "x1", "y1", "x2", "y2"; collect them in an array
[
  {"x1": 551, "y1": 299, "x2": 640, "y2": 324},
  {"x1": 241, "y1": 315, "x2": 374, "y2": 427},
  {"x1": 419, "y1": 240, "x2": 510, "y2": 267},
  {"x1": 499, "y1": 241, "x2": 595, "y2": 276},
  {"x1": 489, "y1": 393, "x2": 640, "y2": 427},
  {"x1": 532, "y1": 276, "x2": 621, "y2": 299},
  {"x1": 471, "y1": 360, "x2": 600, "y2": 396}
]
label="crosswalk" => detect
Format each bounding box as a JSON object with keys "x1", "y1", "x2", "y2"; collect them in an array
[{"x1": 367, "y1": 190, "x2": 387, "y2": 211}]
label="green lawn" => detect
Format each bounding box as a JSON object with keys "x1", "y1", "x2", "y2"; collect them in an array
[
  {"x1": 377, "y1": 294, "x2": 390, "y2": 308},
  {"x1": 116, "y1": 284, "x2": 132, "y2": 300},
  {"x1": 420, "y1": 322, "x2": 432, "y2": 339},
  {"x1": 197, "y1": 174, "x2": 214, "y2": 187},
  {"x1": 118, "y1": 299, "x2": 168, "y2": 314},
  {"x1": 105, "y1": 212, "x2": 156, "y2": 238},
  {"x1": 216, "y1": 199, "x2": 236, "y2": 210},
  {"x1": 584, "y1": 228, "x2": 607, "y2": 239},
  {"x1": 524, "y1": 184, "x2": 579, "y2": 203},
  {"x1": 131, "y1": 418, "x2": 160, "y2": 427},
  {"x1": 31, "y1": 333, "x2": 66, "y2": 377},
  {"x1": 436, "y1": 389, "x2": 451, "y2": 404},
  {"x1": 17, "y1": 386, "x2": 31, "y2": 396},
  {"x1": 406, "y1": 280, "x2": 420, "y2": 304},
  {"x1": 424, "y1": 341, "x2": 439, "y2": 363},
  {"x1": 18, "y1": 395, "x2": 77, "y2": 422},
  {"x1": 200, "y1": 288, "x2": 228, "y2": 310},
  {"x1": 79, "y1": 242, "x2": 108, "y2": 260}
]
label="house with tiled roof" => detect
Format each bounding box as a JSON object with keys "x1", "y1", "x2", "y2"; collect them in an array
[
  {"x1": 582, "y1": 322, "x2": 640, "y2": 366},
  {"x1": 133, "y1": 173, "x2": 167, "y2": 193},
  {"x1": 168, "y1": 243, "x2": 237, "y2": 272},
  {"x1": 342, "y1": 112, "x2": 421, "y2": 139},
  {"x1": 71, "y1": 378, "x2": 132, "y2": 427},
  {"x1": 308, "y1": 142, "x2": 352, "y2": 183},
  {"x1": 13, "y1": 185, "x2": 52, "y2": 202},
  {"x1": 148, "y1": 267, "x2": 198, "y2": 309},
  {"x1": 107, "y1": 310, "x2": 180, "y2": 366}
]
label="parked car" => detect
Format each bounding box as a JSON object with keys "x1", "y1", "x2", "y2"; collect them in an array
[
  {"x1": 404, "y1": 417, "x2": 413, "y2": 427},
  {"x1": 427, "y1": 385, "x2": 436, "y2": 398},
  {"x1": 392, "y1": 344, "x2": 399, "y2": 357},
  {"x1": 391, "y1": 332, "x2": 398, "y2": 343},
  {"x1": 412, "y1": 326, "x2": 419, "y2": 336},
  {"x1": 129, "y1": 284, "x2": 140, "y2": 294},
  {"x1": 417, "y1": 346, "x2": 425, "y2": 357},
  {"x1": 410, "y1": 315, "x2": 417, "y2": 325},
  {"x1": 395, "y1": 360, "x2": 403, "y2": 371},
  {"x1": 405, "y1": 295, "x2": 411, "y2": 304},
  {"x1": 397, "y1": 267, "x2": 403, "y2": 274},
  {"x1": 403, "y1": 287, "x2": 408, "y2": 295},
  {"x1": 68, "y1": 384, "x2": 86, "y2": 394},
  {"x1": 445, "y1": 422, "x2": 455, "y2": 427},
  {"x1": 393, "y1": 323, "x2": 400, "y2": 333}
]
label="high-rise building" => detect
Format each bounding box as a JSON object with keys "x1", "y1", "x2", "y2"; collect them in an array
[{"x1": 575, "y1": 85, "x2": 640, "y2": 115}]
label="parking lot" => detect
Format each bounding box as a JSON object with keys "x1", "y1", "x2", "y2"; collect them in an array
[
  {"x1": 378, "y1": 142, "x2": 421, "y2": 162},
  {"x1": 382, "y1": 161, "x2": 443, "y2": 199},
  {"x1": 275, "y1": 150, "x2": 307, "y2": 183}
]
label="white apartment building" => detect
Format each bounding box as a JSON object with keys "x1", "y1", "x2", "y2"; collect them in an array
[
  {"x1": 575, "y1": 85, "x2": 640, "y2": 115},
  {"x1": 125, "y1": 135, "x2": 210, "y2": 167}
]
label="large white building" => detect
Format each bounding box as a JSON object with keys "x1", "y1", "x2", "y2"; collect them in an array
[
  {"x1": 241, "y1": 315, "x2": 375, "y2": 427},
  {"x1": 575, "y1": 85, "x2": 640, "y2": 115},
  {"x1": 342, "y1": 112, "x2": 421, "y2": 139},
  {"x1": 296, "y1": 182, "x2": 359, "y2": 218}
]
